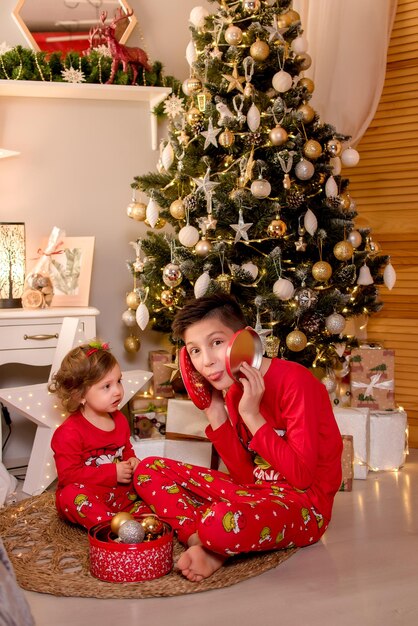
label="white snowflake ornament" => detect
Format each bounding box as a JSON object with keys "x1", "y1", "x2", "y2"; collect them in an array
[
  {"x1": 163, "y1": 94, "x2": 185, "y2": 119},
  {"x1": 61, "y1": 67, "x2": 86, "y2": 84}
]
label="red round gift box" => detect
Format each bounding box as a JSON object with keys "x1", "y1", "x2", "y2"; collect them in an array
[{"x1": 88, "y1": 518, "x2": 173, "y2": 583}]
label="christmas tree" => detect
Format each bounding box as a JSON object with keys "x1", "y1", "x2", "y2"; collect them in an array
[{"x1": 124, "y1": 0, "x2": 396, "y2": 388}]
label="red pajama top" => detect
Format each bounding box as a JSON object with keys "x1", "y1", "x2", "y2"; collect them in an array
[
  {"x1": 51, "y1": 410, "x2": 135, "y2": 490},
  {"x1": 206, "y1": 358, "x2": 343, "y2": 521}
]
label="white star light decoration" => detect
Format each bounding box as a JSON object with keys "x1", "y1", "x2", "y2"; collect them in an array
[
  {"x1": 0, "y1": 371, "x2": 152, "y2": 496},
  {"x1": 201, "y1": 117, "x2": 221, "y2": 150},
  {"x1": 231, "y1": 209, "x2": 253, "y2": 243}
]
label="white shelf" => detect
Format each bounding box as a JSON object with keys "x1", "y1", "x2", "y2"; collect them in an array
[{"x1": 0, "y1": 80, "x2": 171, "y2": 149}]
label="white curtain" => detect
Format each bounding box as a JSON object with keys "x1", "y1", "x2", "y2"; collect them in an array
[{"x1": 293, "y1": 0, "x2": 398, "y2": 145}]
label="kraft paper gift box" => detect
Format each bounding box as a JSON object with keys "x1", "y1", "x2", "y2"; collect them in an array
[
  {"x1": 340, "y1": 435, "x2": 354, "y2": 491},
  {"x1": 369, "y1": 409, "x2": 408, "y2": 471},
  {"x1": 130, "y1": 395, "x2": 167, "y2": 439},
  {"x1": 334, "y1": 407, "x2": 370, "y2": 479},
  {"x1": 350, "y1": 346, "x2": 395, "y2": 410},
  {"x1": 149, "y1": 350, "x2": 175, "y2": 398}
]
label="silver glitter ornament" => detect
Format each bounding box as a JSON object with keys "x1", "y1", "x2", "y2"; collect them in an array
[
  {"x1": 118, "y1": 519, "x2": 146, "y2": 544},
  {"x1": 325, "y1": 313, "x2": 346, "y2": 334}
]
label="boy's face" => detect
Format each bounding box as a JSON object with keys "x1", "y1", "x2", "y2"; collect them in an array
[
  {"x1": 83, "y1": 364, "x2": 124, "y2": 416},
  {"x1": 184, "y1": 317, "x2": 236, "y2": 390}
]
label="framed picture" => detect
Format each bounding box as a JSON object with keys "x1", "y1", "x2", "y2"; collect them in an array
[{"x1": 39, "y1": 236, "x2": 95, "y2": 307}]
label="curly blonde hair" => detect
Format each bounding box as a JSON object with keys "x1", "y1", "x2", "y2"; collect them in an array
[{"x1": 48, "y1": 342, "x2": 118, "y2": 413}]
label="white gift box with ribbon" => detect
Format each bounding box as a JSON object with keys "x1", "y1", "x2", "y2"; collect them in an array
[{"x1": 369, "y1": 410, "x2": 408, "y2": 471}]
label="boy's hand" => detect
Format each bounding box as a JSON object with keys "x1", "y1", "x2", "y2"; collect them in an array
[
  {"x1": 116, "y1": 460, "x2": 133, "y2": 483},
  {"x1": 127, "y1": 456, "x2": 140, "y2": 472},
  {"x1": 238, "y1": 362, "x2": 266, "y2": 435}
]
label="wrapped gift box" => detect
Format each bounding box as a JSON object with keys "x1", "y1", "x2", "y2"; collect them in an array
[
  {"x1": 350, "y1": 346, "x2": 395, "y2": 410},
  {"x1": 340, "y1": 435, "x2": 354, "y2": 491},
  {"x1": 334, "y1": 407, "x2": 370, "y2": 479},
  {"x1": 132, "y1": 436, "x2": 217, "y2": 469},
  {"x1": 130, "y1": 396, "x2": 167, "y2": 439},
  {"x1": 369, "y1": 410, "x2": 408, "y2": 471},
  {"x1": 165, "y1": 398, "x2": 208, "y2": 441},
  {"x1": 149, "y1": 350, "x2": 175, "y2": 398}
]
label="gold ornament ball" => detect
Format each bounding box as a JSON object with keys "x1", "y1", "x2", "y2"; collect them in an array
[
  {"x1": 127, "y1": 201, "x2": 147, "y2": 221},
  {"x1": 186, "y1": 107, "x2": 202, "y2": 125},
  {"x1": 185, "y1": 76, "x2": 202, "y2": 94},
  {"x1": 277, "y1": 12, "x2": 293, "y2": 28},
  {"x1": 162, "y1": 263, "x2": 182, "y2": 287},
  {"x1": 124, "y1": 335, "x2": 141, "y2": 354},
  {"x1": 312, "y1": 261, "x2": 333, "y2": 282},
  {"x1": 267, "y1": 219, "x2": 287, "y2": 238},
  {"x1": 299, "y1": 77, "x2": 315, "y2": 93},
  {"x1": 110, "y1": 511, "x2": 134, "y2": 535},
  {"x1": 160, "y1": 289, "x2": 175, "y2": 307},
  {"x1": 140, "y1": 515, "x2": 164, "y2": 538},
  {"x1": 295, "y1": 53, "x2": 312, "y2": 71},
  {"x1": 303, "y1": 139, "x2": 322, "y2": 160},
  {"x1": 286, "y1": 330, "x2": 307, "y2": 352},
  {"x1": 243, "y1": 0, "x2": 261, "y2": 14},
  {"x1": 326, "y1": 138, "x2": 342, "y2": 157},
  {"x1": 265, "y1": 335, "x2": 280, "y2": 358},
  {"x1": 286, "y1": 9, "x2": 301, "y2": 24},
  {"x1": 170, "y1": 199, "x2": 186, "y2": 220},
  {"x1": 334, "y1": 240, "x2": 354, "y2": 261},
  {"x1": 219, "y1": 129, "x2": 235, "y2": 148},
  {"x1": 269, "y1": 125, "x2": 288, "y2": 146},
  {"x1": 195, "y1": 238, "x2": 212, "y2": 256},
  {"x1": 126, "y1": 291, "x2": 140, "y2": 310},
  {"x1": 250, "y1": 39, "x2": 270, "y2": 61},
  {"x1": 298, "y1": 103, "x2": 316, "y2": 123},
  {"x1": 145, "y1": 217, "x2": 166, "y2": 229},
  {"x1": 338, "y1": 192, "x2": 351, "y2": 210},
  {"x1": 224, "y1": 25, "x2": 243, "y2": 46}
]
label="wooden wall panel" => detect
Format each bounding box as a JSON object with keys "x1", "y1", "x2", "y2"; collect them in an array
[{"x1": 347, "y1": 0, "x2": 418, "y2": 447}]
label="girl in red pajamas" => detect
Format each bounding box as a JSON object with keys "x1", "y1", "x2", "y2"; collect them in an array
[
  {"x1": 49, "y1": 341, "x2": 150, "y2": 530},
  {"x1": 134, "y1": 294, "x2": 343, "y2": 582}
]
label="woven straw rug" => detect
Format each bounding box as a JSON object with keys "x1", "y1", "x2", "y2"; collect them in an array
[{"x1": 0, "y1": 492, "x2": 298, "y2": 599}]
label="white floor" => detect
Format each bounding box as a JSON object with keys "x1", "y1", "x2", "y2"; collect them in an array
[{"x1": 23, "y1": 449, "x2": 418, "y2": 626}]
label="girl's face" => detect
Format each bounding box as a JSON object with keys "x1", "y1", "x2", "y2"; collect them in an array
[
  {"x1": 184, "y1": 317, "x2": 236, "y2": 391},
  {"x1": 83, "y1": 364, "x2": 124, "y2": 417}
]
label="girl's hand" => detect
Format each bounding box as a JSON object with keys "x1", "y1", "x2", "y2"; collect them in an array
[
  {"x1": 116, "y1": 460, "x2": 133, "y2": 483},
  {"x1": 238, "y1": 362, "x2": 266, "y2": 435},
  {"x1": 205, "y1": 389, "x2": 228, "y2": 431},
  {"x1": 127, "y1": 456, "x2": 140, "y2": 472}
]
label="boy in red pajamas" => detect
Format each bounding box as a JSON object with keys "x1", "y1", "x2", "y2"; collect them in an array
[{"x1": 134, "y1": 294, "x2": 343, "y2": 581}]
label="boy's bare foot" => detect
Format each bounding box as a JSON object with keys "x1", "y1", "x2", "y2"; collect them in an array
[{"x1": 176, "y1": 545, "x2": 226, "y2": 582}]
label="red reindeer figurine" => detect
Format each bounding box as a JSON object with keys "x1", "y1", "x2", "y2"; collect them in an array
[{"x1": 99, "y1": 9, "x2": 151, "y2": 84}]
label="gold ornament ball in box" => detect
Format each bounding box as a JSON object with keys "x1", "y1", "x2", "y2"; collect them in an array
[
  {"x1": 297, "y1": 103, "x2": 315, "y2": 123},
  {"x1": 326, "y1": 139, "x2": 342, "y2": 157},
  {"x1": 126, "y1": 291, "x2": 140, "y2": 310},
  {"x1": 267, "y1": 219, "x2": 287, "y2": 238},
  {"x1": 186, "y1": 107, "x2": 202, "y2": 125},
  {"x1": 140, "y1": 515, "x2": 164, "y2": 539},
  {"x1": 127, "y1": 201, "x2": 147, "y2": 221},
  {"x1": 286, "y1": 330, "x2": 307, "y2": 352},
  {"x1": 216, "y1": 273, "x2": 232, "y2": 293},
  {"x1": 334, "y1": 240, "x2": 354, "y2": 261},
  {"x1": 110, "y1": 511, "x2": 134, "y2": 535},
  {"x1": 312, "y1": 261, "x2": 333, "y2": 282},
  {"x1": 124, "y1": 335, "x2": 141, "y2": 354},
  {"x1": 195, "y1": 238, "x2": 212, "y2": 257},
  {"x1": 303, "y1": 139, "x2": 322, "y2": 160},
  {"x1": 162, "y1": 263, "x2": 182, "y2": 288},
  {"x1": 265, "y1": 335, "x2": 280, "y2": 358},
  {"x1": 170, "y1": 199, "x2": 186, "y2": 220},
  {"x1": 299, "y1": 77, "x2": 315, "y2": 93},
  {"x1": 224, "y1": 25, "x2": 243, "y2": 46},
  {"x1": 160, "y1": 289, "x2": 175, "y2": 307},
  {"x1": 185, "y1": 76, "x2": 202, "y2": 94},
  {"x1": 269, "y1": 125, "x2": 288, "y2": 146},
  {"x1": 243, "y1": 0, "x2": 261, "y2": 14},
  {"x1": 219, "y1": 129, "x2": 235, "y2": 148},
  {"x1": 250, "y1": 39, "x2": 270, "y2": 61}
]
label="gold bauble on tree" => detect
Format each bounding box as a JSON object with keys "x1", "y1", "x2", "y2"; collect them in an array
[
  {"x1": 303, "y1": 139, "x2": 322, "y2": 160},
  {"x1": 286, "y1": 330, "x2": 307, "y2": 352},
  {"x1": 224, "y1": 25, "x2": 243, "y2": 46},
  {"x1": 334, "y1": 240, "x2": 354, "y2": 261},
  {"x1": 242, "y1": 0, "x2": 261, "y2": 14},
  {"x1": 338, "y1": 192, "x2": 351, "y2": 210},
  {"x1": 250, "y1": 39, "x2": 270, "y2": 61},
  {"x1": 145, "y1": 217, "x2": 166, "y2": 229},
  {"x1": 185, "y1": 76, "x2": 202, "y2": 94},
  {"x1": 124, "y1": 335, "x2": 141, "y2": 354},
  {"x1": 219, "y1": 129, "x2": 235, "y2": 148},
  {"x1": 160, "y1": 289, "x2": 175, "y2": 307},
  {"x1": 286, "y1": 9, "x2": 301, "y2": 24},
  {"x1": 299, "y1": 77, "x2": 315, "y2": 93},
  {"x1": 297, "y1": 103, "x2": 315, "y2": 123},
  {"x1": 267, "y1": 218, "x2": 287, "y2": 238},
  {"x1": 195, "y1": 238, "x2": 212, "y2": 256},
  {"x1": 269, "y1": 125, "x2": 288, "y2": 146},
  {"x1": 170, "y1": 199, "x2": 186, "y2": 220},
  {"x1": 186, "y1": 107, "x2": 202, "y2": 125},
  {"x1": 312, "y1": 261, "x2": 333, "y2": 282},
  {"x1": 326, "y1": 138, "x2": 342, "y2": 157},
  {"x1": 127, "y1": 201, "x2": 147, "y2": 221},
  {"x1": 126, "y1": 291, "x2": 140, "y2": 309}
]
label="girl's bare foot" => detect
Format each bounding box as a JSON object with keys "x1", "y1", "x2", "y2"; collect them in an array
[{"x1": 176, "y1": 545, "x2": 226, "y2": 582}]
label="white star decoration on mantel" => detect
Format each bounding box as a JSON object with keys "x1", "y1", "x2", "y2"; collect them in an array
[{"x1": 0, "y1": 370, "x2": 151, "y2": 496}]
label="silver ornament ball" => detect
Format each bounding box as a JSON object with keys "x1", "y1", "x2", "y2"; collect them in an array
[
  {"x1": 162, "y1": 263, "x2": 183, "y2": 287},
  {"x1": 325, "y1": 313, "x2": 346, "y2": 334},
  {"x1": 118, "y1": 519, "x2": 146, "y2": 544}
]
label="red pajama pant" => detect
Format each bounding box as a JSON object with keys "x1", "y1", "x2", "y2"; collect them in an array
[
  {"x1": 134, "y1": 457, "x2": 328, "y2": 556},
  {"x1": 55, "y1": 482, "x2": 151, "y2": 531}
]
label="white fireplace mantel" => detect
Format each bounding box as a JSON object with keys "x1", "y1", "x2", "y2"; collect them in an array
[{"x1": 0, "y1": 79, "x2": 171, "y2": 150}]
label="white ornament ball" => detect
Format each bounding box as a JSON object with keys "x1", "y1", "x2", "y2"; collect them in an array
[
  {"x1": 325, "y1": 175, "x2": 338, "y2": 198},
  {"x1": 241, "y1": 262, "x2": 258, "y2": 280},
  {"x1": 189, "y1": 6, "x2": 209, "y2": 28},
  {"x1": 179, "y1": 224, "x2": 200, "y2": 247},
  {"x1": 136, "y1": 302, "x2": 150, "y2": 331},
  {"x1": 347, "y1": 229, "x2": 362, "y2": 248},
  {"x1": 247, "y1": 103, "x2": 261, "y2": 132},
  {"x1": 295, "y1": 159, "x2": 314, "y2": 180},
  {"x1": 304, "y1": 208, "x2": 318, "y2": 236},
  {"x1": 291, "y1": 35, "x2": 308, "y2": 53},
  {"x1": 383, "y1": 262, "x2": 397, "y2": 290},
  {"x1": 194, "y1": 271, "x2": 211, "y2": 298},
  {"x1": 146, "y1": 197, "x2": 160, "y2": 228},
  {"x1": 251, "y1": 178, "x2": 271, "y2": 198},
  {"x1": 186, "y1": 40, "x2": 197, "y2": 66},
  {"x1": 122, "y1": 309, "x2": 137, "y2": 328},
  {"x1": 273, "y1": 278, "x2": 295, "y2": 300},
  {"x1": 272, "y1": 70, "x2": 293, "y2": 93},
  {"x1": 341, "y1": 147, "x2": 360, "y2": 167},
  {"x1": 325, "y1": 313, "x2": 346, "y2": 334}
]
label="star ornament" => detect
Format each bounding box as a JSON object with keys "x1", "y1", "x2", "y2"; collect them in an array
[
  {"x1": 192, "y1": 168, "x2": 220, "y2": 197},
  {"x1": 222, "y1": 65, "x2": 245, "y2": 93},
  {"x1": 231, "y1": 209, "x2": 253, "y2": 243},
  {"x1": 0, "y1": 370, "x2": 152, "y2": 496},
  {"x1": 201, "y1": 117, "x2": 222, "y2": 150},
  {"x1": 265, "y1": 16, "x2": 288, "y2": 44}
]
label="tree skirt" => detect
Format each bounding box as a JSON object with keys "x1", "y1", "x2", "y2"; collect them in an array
[{"x1": 0, "y1": 493, "x2": 298, "y2": 599}]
